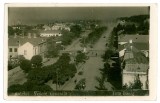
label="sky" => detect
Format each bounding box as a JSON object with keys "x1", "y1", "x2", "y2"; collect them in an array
[{"x1": 8, "y1": 7, "x2": 149, "y2": 25}]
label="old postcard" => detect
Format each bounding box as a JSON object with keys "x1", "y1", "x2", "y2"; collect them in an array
[{"x1": 4, "y1": 3, "x2": 157, "y2": 100}]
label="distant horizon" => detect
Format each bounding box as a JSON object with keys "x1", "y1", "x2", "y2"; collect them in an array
[{"x1": 8, "y1": 7, "x2": 149, "y2": 25}]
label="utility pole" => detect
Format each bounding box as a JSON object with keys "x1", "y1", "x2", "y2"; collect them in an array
[{"x1": 56, "y1": 68, "x2": 59, "y2": 90}]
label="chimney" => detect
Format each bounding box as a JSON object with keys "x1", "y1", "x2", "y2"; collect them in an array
[
  {"x1": 130, "y1": 45, "x2": 133, "y2": 51},
  {"x1": 14, "y1": 33, "x2": 17, "y2": 38},
  {"x1": 129, "y1": 39, "x2": 132, "y2": 44},
  {"x1": 28, "y1": 33, "x2": 31, "y2": 38},
  {"x1": 33, "y1": 33, "x2": 37, "y2": 38}
]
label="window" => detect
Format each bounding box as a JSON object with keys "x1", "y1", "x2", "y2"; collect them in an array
[
  {"x1": 9, "y1": 48, "x2": 12, "y2": 52},
  {"x1": 24, "y1": 50, "x2": 27, "y2": 55},
  {"x1": 14, "y1": 48, "x2": 17, "y2": 52}
]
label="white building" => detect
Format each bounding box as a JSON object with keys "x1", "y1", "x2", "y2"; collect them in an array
[
  {"x1": 8, "y1": 34, "x2": 47, "y2": 60},
  {"x1": 51, "y1": 23, "x2": 70, "y2": 31},
  {"x1": 18, "y1": 42, "x2": 38, "y2": 60},
  {"x1": 121, "y1": 43, "x2": 149, "y2": 90},
  {"x1": 40, "y1": 30, "x2": 62, "y2": 37}
]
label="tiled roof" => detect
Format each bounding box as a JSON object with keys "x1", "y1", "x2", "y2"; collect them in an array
[
  {"x1": 133, "y1": 42, "x2": 149, "y2": 50},
  {"x1": 118, "y1": 35, "x2": 149, "y2": 43},
  {"x1": 119, "y1": 42, "x2": 149, "y2": 52},
  {"x1": 124, "y1": 63, "x2": 148, "y2": 72},
  {"x1": 8, "y1": 36, "x2": 46, "y2": 46},
  {"x1": 123, "y1": 43, "x2": 149, "y2": 72}
]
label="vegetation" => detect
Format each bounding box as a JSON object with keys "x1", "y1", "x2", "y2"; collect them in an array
[
  {"x1": 45, "y1": 37, "x2": 60, "y2": 58},
  {"x1": 85, "y1": 26, "x2": 107, "y2": 44},
  {"x1": 70, "y1": 24, "x2": 82, "y2": 37},
  {"x1": 75, "y1": 78, "x2": 86, "y2": 90},
  {"x1": 75, "y1": 51, "x2": 87, "y2": 64},
  {"x1": 31, "y1": 55, "x2": 43, "y2": 68},
  {"x1": 8, "y1": 81, "x2": 53, "y2": 94},
  {"x1": 95, "y1": 76, "x2": 107, "y2": 90},
  {"x1": 118, "y1": 15, "x2": 149, "y2": 23},
  {"x1": 8, "y1": 53, "x2": 78, "y2": 94},
  {"x1": 20, "y1": 59, "x2": 32, "y2": 73},
  {"x1": 96, "y1": 24, "x2": 122, "y2": 90},
  {"x1": 8, "y1": 25, "x2": 35, "y2": 36},
  {"x1": 61, "y1": 25, "x2": 82, "y2": 46},
  {"x1": 61, "y1": 30, "x2": 75, "y2": 45},
  {"x1": 117, "y1": 15, "x2": 149, "y2": 35},
  {"x1": 123, "y1": 75, "x2": 143, "y2": 90}
]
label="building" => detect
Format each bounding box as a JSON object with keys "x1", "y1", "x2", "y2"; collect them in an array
[
  {"x1": 8, "y1": 39, "x2": 19, "y2": 60},
  {"x1": 51, "y1": 23, "x2": 70, "y2": 31},
  {"x1": 118, "y1": 35, "x2": 149, "y2": 57},
  {"x1": 43, "y1": 25, "x2": 52, "y2": 31},
  {"x1": 8, "y1": 34, "x2": 47, "y2": 60},
  {"x1": 40, "y1": 30, "x2": 62, "y2": 37},
  {"x1": 118, "y1": 35, "x2": 149, "y2": 45},
  {"x1": 122, "y1": 44, "x2": 149, "y2": 90}
]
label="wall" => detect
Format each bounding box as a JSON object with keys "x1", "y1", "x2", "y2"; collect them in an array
[
  {"x1": 18, "y1": 42, "x2": 34, "y2": 60},
  {"x1": 8, "y1": 46, "x2": 18, "y2": 59},
  {"x1": 123, "y1": 72, "x2": 148, "y2": 90}
]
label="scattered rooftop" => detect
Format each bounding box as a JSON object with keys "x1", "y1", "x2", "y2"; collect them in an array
[{"x1": 8, "y1": 36, "x2": 47, "y2": 46}]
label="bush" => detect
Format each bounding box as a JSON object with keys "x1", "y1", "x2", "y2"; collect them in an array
[
  {"x1": 20, "y1": 59, "x2": 31, "y2": 73},
  {"x1": 78, "y1": 71, "x2": 83, "y2": 75},
  {"x1": 31, "y1": 55, "x2": 43, "y2": 68},
  {"x1": 8, "y1": 81, "x2": 53, "y2": 94},
  {"x1": 75, "y1": 78, "x2": 86, "y2": 90}
]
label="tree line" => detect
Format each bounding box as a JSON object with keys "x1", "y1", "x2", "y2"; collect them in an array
[{"x1": 8, "y1": 54, "x2": 77, "y2": 94}]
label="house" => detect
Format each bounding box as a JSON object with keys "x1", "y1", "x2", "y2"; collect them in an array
[
  {"x1": 119, "y1": 42, "x2": 149, "y2": 58},
  {"x1": 43, "y1": 25, "x2": 52, "y2": 31},
  {"x1": 118, "y1": 35, "x2": 149, "y2": 45},
  {"x1": 122, "y1": 44, "x2": 149, "y2": 90},
  {"x1": 40, "y1": 30, "x2": 62, "y2": 37},
  {"x1": 51, "y1": 23, "x2": 70, "y2": 31},
  {"x1": 8, "y1": 39, "x2": 19, "y2": 60},
  {"x1": 118, "y1": 35, "x2": 149, "y2": 57},
  {"x1": 8, "y1": 33, "x2": 47, "y2": 60}
]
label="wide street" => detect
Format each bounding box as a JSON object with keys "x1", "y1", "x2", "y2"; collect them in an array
[
  {"x1": 59, "y1": 22, "x2": 117, "y2": 91},
  {"x1": 8, "y1": 22, "x2": 117, "y2": 91}
]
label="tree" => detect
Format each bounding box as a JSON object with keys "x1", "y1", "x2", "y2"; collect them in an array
[
  {"x1": 31, "y1": 55, "x2": 43, "y2": 68},
  {"x1": 132, "y1": 75, "x2": 143, "y2": 89},
  {"x1": 61, "y1": 30, "x2": 75, "y2": 45},
  {"x1": 75, "y1": 51, "x2": 87, "y2": 64},
  {"x1": 102, "y1": 49, "x2": 114, "y2": 61},
  {"x1": 18, "y1": 55, "x2": 25, "y2": 63},
  {"x1": 20, "y1": 59, "x2": 31, "y2": 73},
  {"x1": 45, "y1": 37, "x2": 59, "y2": 58},
  {"x1": 8, "y1": 84, "x2": 24, "y2": 94},
  {"x1": 56, "y1": 53, "x2": 71, "y2": 65},
  {"x1": 8, "y1": 81, "x2": 53, "y2": 94},
  {"x1": 95, "y1": 76, "x2": 107, "y2": 90},
  {"x1": 70, "y1": 25, "x2": 82, "y2": 37},
  {"x1": 8, "y1": 26, "x2": 14, "y2": 36}
]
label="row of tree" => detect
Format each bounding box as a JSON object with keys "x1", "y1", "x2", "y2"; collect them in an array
[
  {"x1": 85, "y1": 26, "x2": 107, "y2": 45},
  {"x1": 118, "y1": 15, "x2": 149, "y2": 24},
  {"x1": 8, "y1": 53, "x2": 78, "y2": 94},
  {"x1": 95, "y1": 25, "x2": 122, "y2": 90},
  {"x1": 116, "y1": 22, "x2": 149, "y2": 35}
]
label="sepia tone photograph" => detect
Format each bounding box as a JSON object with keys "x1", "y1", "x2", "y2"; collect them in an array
[{"x1": 4, "y1": 4, "x2": 157, "y2": 100}]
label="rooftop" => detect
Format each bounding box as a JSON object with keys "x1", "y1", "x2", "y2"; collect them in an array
[
  {"x1": 123, "y1": 43, "x2": 149, "y2": 72},
  {"x1": 119, "y1": 42, "x2": 149, "y2": 51},
  {"x1": 118, "y1": 35, "x2": 149, "y2": 43},
  {"x1": 8, "y1": 36, "x2": 47, "y2": 46}
]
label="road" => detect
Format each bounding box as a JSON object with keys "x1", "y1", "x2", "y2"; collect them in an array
[
  {"x1": 60, "y1": 22, "x2": 117, "y2": 91},
  {"x1": 64, "y1": 30, "x2": 92, "y2": 51}
]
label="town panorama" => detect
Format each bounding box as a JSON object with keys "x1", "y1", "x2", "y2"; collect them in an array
[{"x1": 7, "y1": 7, "x2": 149, "y2": 96}]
